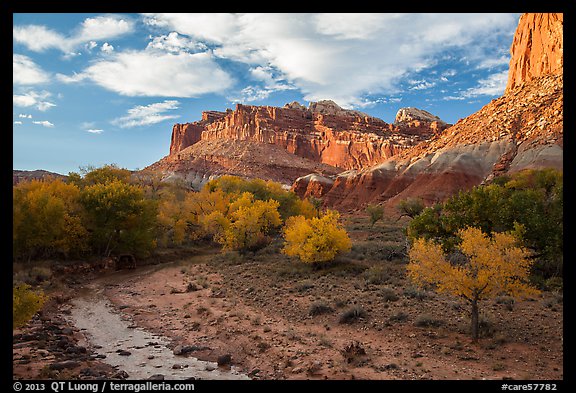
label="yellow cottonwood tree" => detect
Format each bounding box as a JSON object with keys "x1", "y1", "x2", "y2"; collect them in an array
[
  {"x1": 219, "y1": 199, "x2": 282, "y2": 253},
  {"x1": 407, "y1": 226, "x2": 539, "y2": 340},
  {"x1": 282, "y1": 210, "x2": 351, "y2": 264},
  {"x1": 13, "y1": 179, "x2": 87, "y2": 260}
]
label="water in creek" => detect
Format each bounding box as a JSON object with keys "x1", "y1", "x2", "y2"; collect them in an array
[{"x1": 66, "y1": 264, "x2": 250, "y2": 380}]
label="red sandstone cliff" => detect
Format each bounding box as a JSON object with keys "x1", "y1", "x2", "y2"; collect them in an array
[
  {"x1": 304, "y1": 13, "x2": 563, "y2": 212},
  {"x1": 506, "y1": 13, "x2": 563, "y2": 94},
  {"x1": 167, "y1": 100, "x2": 448, "y2": 172}
]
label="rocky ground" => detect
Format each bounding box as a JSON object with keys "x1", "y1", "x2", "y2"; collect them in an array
[
  {"x1": 13, "y1": 216, "x2": 563, "y2": 381},
  {"x1": 13, "y1": 296, "x2": 128, "y2": 380}
]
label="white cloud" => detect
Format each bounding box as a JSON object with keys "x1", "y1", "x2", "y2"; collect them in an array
[
  {"x1": 144, "y1": 13, "x2": 519, "y2": 108},
  {"x1": 86, "y1": 129, "x2": 104, "y2": 134},
  {"x1": 142, "y1": 13, "x2": 238, "y2": 44},
  {"x1": 13, "y1": 54, "x2": 50, "y2": 85},
  {"x1": 13, "y1": 25, "x2": 66, "y2": 52},
  {"x1": 476, "y1": 55, "x2": 510, "y2": 69},
  {"x1": 462, "y1": 70, "x2": 509, "y2": 97},
  {"x1": 56, "y1": 72, "x2": 88, "y2": 84},
  {"x1": 61, "y1": 50, "x2": 233, "y2": 97},
  {"x1": 101, "y1": 42, "x2": 114, "y2": 53},
  {"x1": 408, "y1": 80, "x2": 436, "y2": 90},
  {"x1": 13, "y1": 90, "x2": 56, "y2": 111},
  {"x1": 33, "y1": 120, "x2": 55, "y2": 128},
  {"x1": 19, "y1": 113, "x2": 32, "y2": 118},
  {"x1": 112, "y1": 100, "x2": 180, "y2": 128},
  {"x1": 146, "y1": 32, "x2": 207, "y2": 54},
  {"x1": 13, "y1": 15, "x2": 134, "y2": 53},
  {"x1": 14, "y1": 121, "x2": 23, "y2": 125},
  {"x1": 230, "y1": 86, "x2": 273, "y2": 103},
  {"x1": 75, "y1": 15, "x2": 133, "y2": 43}
]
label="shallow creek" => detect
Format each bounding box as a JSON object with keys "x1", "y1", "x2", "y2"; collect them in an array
[{"x1": 66, "y1": 262, "x2": 250, "y2": 380}]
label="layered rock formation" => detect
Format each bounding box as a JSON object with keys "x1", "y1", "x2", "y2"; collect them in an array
[
  {"x1": 319, "y1": 74, "x2": 563, "y2": 209},
  {"x1": 168, "y1": 100, "x2": 448, "y2": 172},
  {"x1": 150, "y1": 100, "x2": 448, "y2": 189},
  {"x1": 304, "y1": 12, "x2": 563, "y2": 211}
]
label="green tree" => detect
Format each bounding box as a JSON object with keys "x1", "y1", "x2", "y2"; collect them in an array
[
  {"x1": 68, "y1": 164, "x2": 131, "y2": 188},
  {"x1": 407, "y1": 169, "x2": 563, "y2": 278},
  {"x1": 397, "y1": 197, "x2": 425, "y2": 219},
  {"x1": 79, "y1": 179, "x2": 158, "y2": 257}
]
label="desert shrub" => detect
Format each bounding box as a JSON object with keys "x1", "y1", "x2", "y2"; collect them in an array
[
  {"x1": 414, "y1": 314, "x2": 444, "y2": 328},
  {"x1": 282, "y1": 210, "x2": 352, "y2": 264},
  {"x1": 362, "y1": 265, "x2": 390, "y2": 285},
  {"x1": 339, "y1": 306, "x2": 367, "y2": 324},
  {"x1": 389, "y1": 311, "x2": 409, "y2": 323},
  {"x1": 309, "y1": 301, "x2": 334, "y2": 316},
  {"x1": 13, "y1": 284, "x2": 47, "y2": 329},
  {"x1": 380, "y1": 287, "x2": 399, "y2": 302},
  {"x1": 366, "y1": 204, "x2": 384, "y2": 227},
  {"x1": 403, "y1": 286, "x2": 429, "y2": 301}
]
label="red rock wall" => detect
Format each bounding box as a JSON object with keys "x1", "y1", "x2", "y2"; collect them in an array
[
  {"x1": 170, "y1": 123, "x2": 204, "y2": 156},
  {"x1": 506, "y1": 13, "x2": 563, "y2": 93},
  {"x1": 169, "y1": 104, "x2": 446, "y2": 171}
]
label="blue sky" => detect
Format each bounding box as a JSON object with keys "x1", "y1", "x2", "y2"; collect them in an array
[{"x1": 13, "y1": 13, "x2": 521, "y2": 175}]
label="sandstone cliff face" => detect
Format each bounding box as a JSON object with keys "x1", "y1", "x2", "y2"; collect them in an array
[
  {"x1": 168, "y1": 101, "x2": 448, "y2": 172},
  {"x1": 506, "y1": 13, "x2": 563, "y2": 93},
  {"x1": 301, "y1": 13, "x2": 563, "y2": 211}
]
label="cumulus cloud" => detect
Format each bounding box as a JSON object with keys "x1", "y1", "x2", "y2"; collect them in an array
[
  {"x1": 19, "y1": 113, "x2": 33, "y2": 118},
  {"x1": 14, "y1": 121, "x2": 23, "y2": 125},
  {"x1": 13, "y1": 15, "x2": 134, "y2": 53},
  {"x1": 141, "y1": 13, "x2": 518, "y2": 108},
  {"x1": 60, "y1": 50, "x2": 233, "y2": 97},
  {"x1": 13, "y1": 54, "x2": 50, "y2": 85},
  {"x1": 86, "y1": 129, "x2": 104, "y2": 134},
  {"x1": 146, "y1": 32, "x2": 207, "y2": 53},
  {"x1": 13, "y1": 90, "x2": 56, "y2": 111},
  {"x1": 33, "y1": 120, "x2": 55, "y2": 128},
  {"x1": 101, "y1": 42, "x2": 114, "y2": 53},
  {"x1": 112, "y1": 100, "x2": 180, "y2": 128}
]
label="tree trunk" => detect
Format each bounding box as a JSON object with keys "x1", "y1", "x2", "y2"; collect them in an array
[{"x1": 471, "y1": 298, "x2": 479, "y2": 341}]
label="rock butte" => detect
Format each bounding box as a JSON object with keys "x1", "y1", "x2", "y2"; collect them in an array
[
  {"x1": 146, "y1": 13, "x2": 562, "y2": 211},
  {"x1": 148, "y1": 100, "x2": 449, "y2": 190}
]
